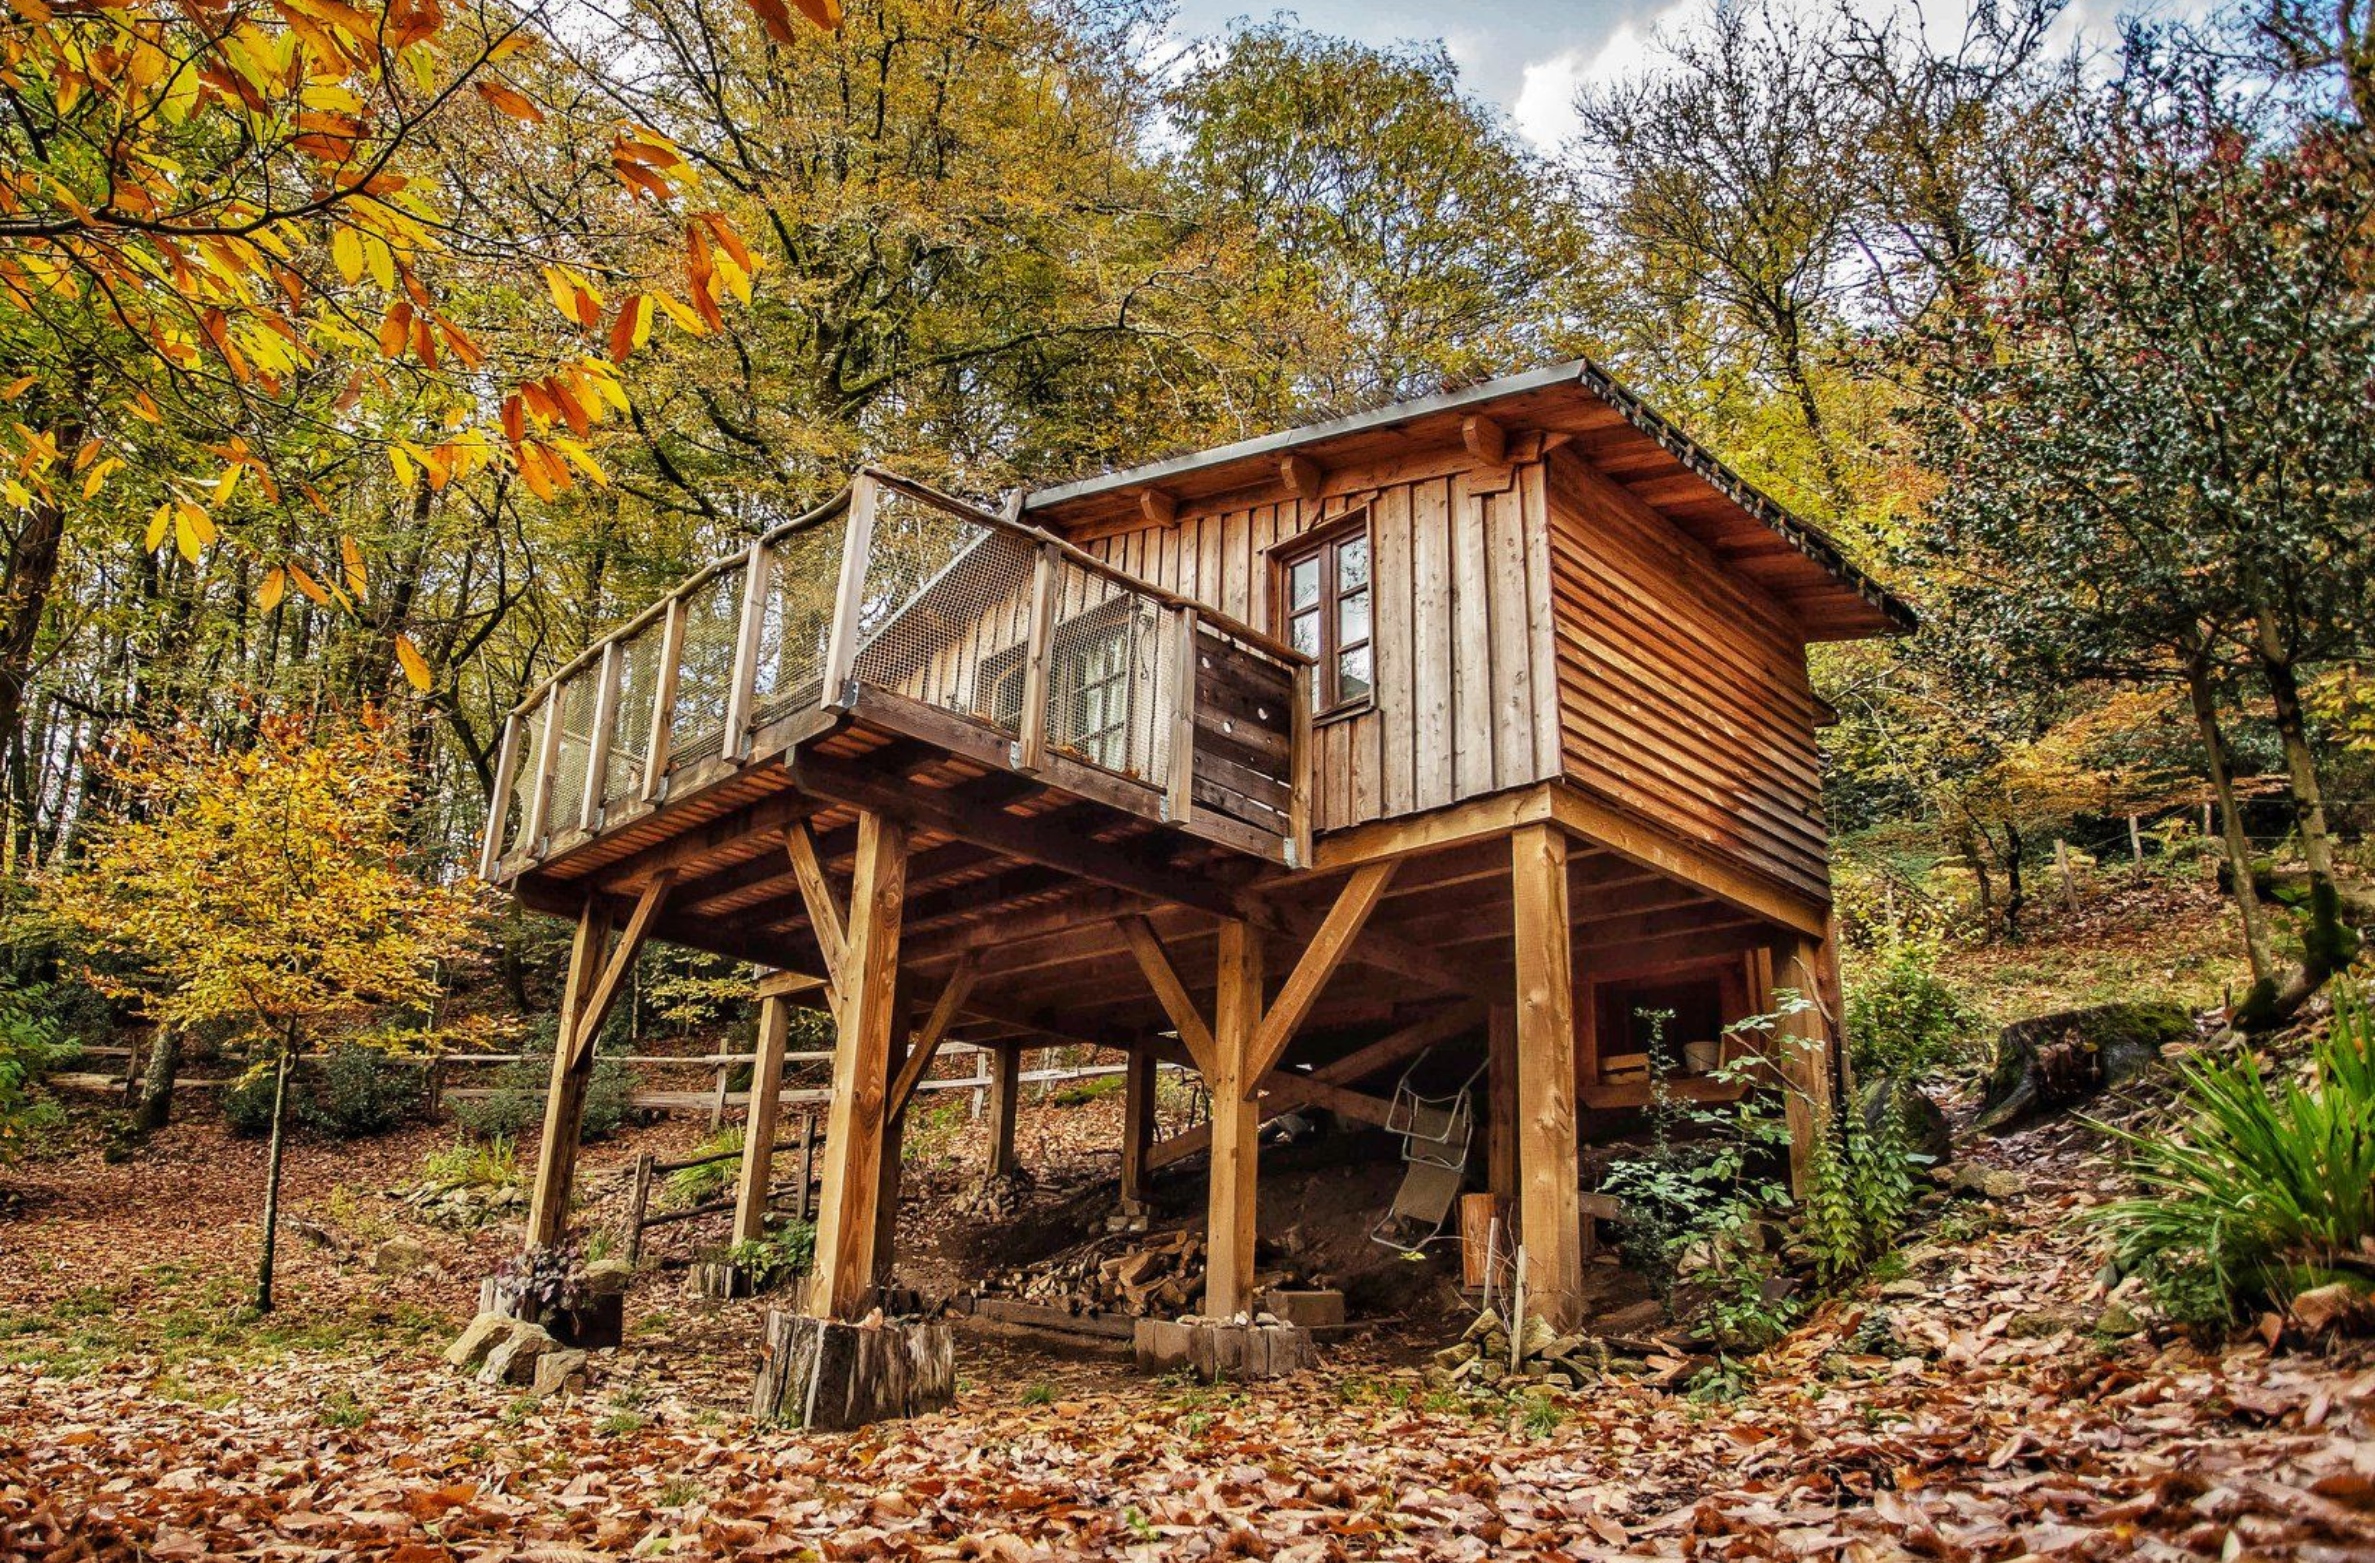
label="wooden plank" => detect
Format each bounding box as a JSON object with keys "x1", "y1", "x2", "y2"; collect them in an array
[
  {"x1": 1511, "y1": 821, "x2": 1582, "y2": 1333},
  {"x1": 1486, "y1": 488, "x2": 1537, "y2": 790},
  {"x1": 1450, "y1": 486, "x2": 1494, "y2": 799},
  {"x1": 1375, "y1": 483, "x2": 1414, "y2": 818},
  {"x1": 886, "y1": 948, "x2": 984, "y2": 1119},
  {"x1": 1289, "y1": 662, "x2": 1314, "y2": 866},
  {"x1": 1410, "y1": 477, "x2": 1454, "y2": 813},
  {"x1": 1486, "y1": 1004, "x2": 1517, "y2": 1203},
  {"x1": 1771, "y1": 930, "x2": 1835, "y2": 1199},
  {"x1": 1521, "y1": 461, "x2": 1561, "y2": 782},
  {"x1": 808, "y1": 810, "x2": 909, "y2": 1319},
  {"x1": 1204, "y1": 919, "x2": 1263, "y2": 1320},
  {"x1": 569, "y1": 870, "x2": 676, "y2": 1059},
  {"x1": 723, "y1": 542, "x2": 771, "y2": 762},
  {"x1": 1119, "y1": 914, "x2": 1215, "y2": 1077},
  {"x1": 579, "y1": 641, "x2": 623, "y2": 832},
  {"x1": 523, "y1": 688, "x2": 565, "y2": 855},
  {"x1": 1246, "y1": 862, "x2": 1398, "y2": 1084},
  {"x1": 733, "y1": 995, "x2": 792, "y2": 1244}
]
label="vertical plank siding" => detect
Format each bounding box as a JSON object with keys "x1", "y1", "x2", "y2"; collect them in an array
[
  {"x1": 1075, "y1": 474, "x2": 1558, "y2": 834},
  {"x1": 1541, "y1": 449, "x2": 1830, "y2": 904}
]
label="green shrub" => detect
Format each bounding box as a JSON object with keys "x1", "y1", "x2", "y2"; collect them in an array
[
  {"x1": 221, "y1": 1045, "x2": 421, "y2": 1139},
  {"x1": 1846, "y1": 941, "x2": 1980, "y2": 1079},
  {"x1": 422, "y1": 1135, "x2": 517, "y2": 1190},
  {"x1": 663, "y1": 1127, "x2": 742, "y2": 1208},
  {"x1": 311, "y1": 1044, "x2": 420, "y2": 1137},
  {"x1": 725, "y1": 1220, "x2": 814, "y2": 1288},
  {"x1": 451, "y1": 1038, "x2": 636, "y2": 1143},
  {"x1": 0, "y1": 984, "x2": 77, "y2": 1162},
  {"x1": 2093, "y1": 983, "x2": 2375, "y2": 1323}
]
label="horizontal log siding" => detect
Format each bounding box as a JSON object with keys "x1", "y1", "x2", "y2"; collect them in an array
[
  {"x1": 1542, "y1": 449, "x2": 1830, "y2": 904},
  {"x1": 1077, "y1": 468, "x2": 1558, "y2": 833}
]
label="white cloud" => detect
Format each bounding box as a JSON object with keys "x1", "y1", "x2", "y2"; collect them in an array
[{"x1": 1510, "y1": 49, "x2": 1588, "y2": 149}]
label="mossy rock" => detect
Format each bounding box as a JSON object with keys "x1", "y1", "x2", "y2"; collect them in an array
[
  {"x1": 1858, "y1": 1075, "x2": 1952, "y2": 1165},
  {"x1": 1975, "y1": 1002, "x2": 2192, "y2": 1134}
]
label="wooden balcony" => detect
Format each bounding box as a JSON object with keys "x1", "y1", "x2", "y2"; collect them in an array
[{"x1": 479, "y1": 470, "x2": 1314, "y2": 950}]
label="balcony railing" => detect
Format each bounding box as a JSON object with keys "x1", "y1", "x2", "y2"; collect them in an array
[{"x1": 480, "y1": 469, "x2": 1313, "y2": 880}]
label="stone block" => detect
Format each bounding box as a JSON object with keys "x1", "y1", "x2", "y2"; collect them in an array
[
  {"x1": 445, "y1": 1312, "x2": 517, "y2": 1373},
  {"x1": 1261, "y1": 1289, "x2": 1346, "y2": 1330}
]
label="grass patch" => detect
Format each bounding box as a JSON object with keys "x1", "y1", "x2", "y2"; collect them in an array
[
  {"x1": 0, "y1": 1270, "x2": 444, "y2": 1379},
  {"x1": 663, "y1": 1127, "x2": 742, "y2": 1208},
  {"x1": 1051, "y1": 1073, "x2": 1124, "y2": 1107},
  {"x1": 422, "y1": 1134, "x2": 518, "y2": 1191}
]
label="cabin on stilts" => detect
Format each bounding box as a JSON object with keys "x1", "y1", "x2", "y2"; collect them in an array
[{"x1": 479, "y1": 358, "x2": 1913, "y2": 1417}]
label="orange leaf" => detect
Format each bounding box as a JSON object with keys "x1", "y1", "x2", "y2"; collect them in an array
[{"x1": 475, "y1": 81, "x2": 545, "y2": 123}]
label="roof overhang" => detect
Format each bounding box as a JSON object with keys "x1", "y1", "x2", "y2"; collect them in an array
[{"x1": 1023, "y1": 359, "x2": 1916, "y2": 642}]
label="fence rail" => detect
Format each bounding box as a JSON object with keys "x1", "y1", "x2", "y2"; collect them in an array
[{"x1": 481, "y1": 468, "x2": 1312, "y2": 879}]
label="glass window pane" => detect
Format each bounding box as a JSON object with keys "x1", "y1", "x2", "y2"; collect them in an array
[
  {"x1": 1290, "y1": 610, "x2": 1321, "y2": 656},
  {"x1": 1338, "y1": 587, "x2": 1369, "y2": 645},
  {"x1": 1289, "y1": 557, "x2": 1321, "y2": 609},
  {"x1": 1339, "y1": 644, "x2": 1372, "y2": 702},
  {"x1": 1337, "y1": 535, "x2": 1369, "y2": 591}
]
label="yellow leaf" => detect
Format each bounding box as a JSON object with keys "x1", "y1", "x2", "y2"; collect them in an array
[
  {"x1": 651, "y1": 292, "x2": 708, "y2": 337},
  {"x1": 0, "y1": 376, "x2": 32, "y2": 401},
  {"x1": 213, "y1": 464, "x2": 241, "y2": 507},
  {"x1": 82, "y1": 458, "x2": 119, "y2": 499},
  {"x1": 365, "y1": 235, "x2": 396, "y2": 291},
  {"x1": 390, "y1": 444, "x2": 416, "y2": 488},
  {"x1": 287, "y1": 562, "x2": 330, "y2": 604},
  {"x1": 259, "y1": 566, "x2": 287, "y2": 612},
  {"x1": 332, "y1": 226, "x2": 364, "y2": 285},
  {"x1": 145, "y1": 504, "x2": 171, "y2": 553},
  {"x1": 341, "y1": 534, "x2": 368, "y2": 599},
  {"x1": 173, "y1": 501, "x2": 214, "y2": 563},
  {"x1": 394, "y1": 633, "x2": 433, "y2": 692}
]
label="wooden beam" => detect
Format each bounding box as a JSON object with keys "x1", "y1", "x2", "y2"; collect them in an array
[
  {"x1": 578, "y1": 640, "x2": 623, "y2": 834},
  {"x1": 1013, "y1": 544, "x2": 1060, "y2": 773},
  {"x1": 1120, "y1": 914, "x2": 1216, "y2": 1077},
  {"x1": 755, "y1": 970, "x2": 831, "y2": 1002},
  {"x1": 1280, "y1": 453, "x2": 1324, "y2": 501},
  {"x1": 570, "y1": 870, "x2": 675, "y2": 1060},
  {"x1": 819, "y1": 477, "x2": 876, "y2": 708},
  {"x1": 788, "y1": 749, "x2": 1250, "y2": 923},
  {"x1": 1511, "y1": 821, "x2": 1583, "y2": 1333},
  {"x1": 1245, "y1": 862, "x2": 1398, "y2": 1086},
  {"x1": 732, "y1": 995, "x2": 792, "y2": 1244},
  {"x1": 722, "y1": 540, "x2": 772, "y2": 762},
  {"x1": 1486, "y1": 1004, "x2": 1517, "y2": 1204},
  {"x1": 887, "y1": 948, "x2": 984, "y2": 1119},
  {"x1": 526, "y1": 897, "x2": 616, "y2": 1250},
  {"x1": 1462, "y1": 414, "x2": 1508, "y2": 466},
  {"x1": 1148, "y1": 1000, "x2": 1481, "y2": 1171},
  {"x1": 1772, "y1": 930, "x2": 1836, "y2": 1199},
  {"x1": 640, "y1": 595, "x2": 686, "y2": 801},
  {"x1": 1165, "y1": 606, "x2": 1199, "y2": 826},
  {"x1": 1139, "y1": 488, "x2": 1177, "y2": 527},
  {"x1": 1545, "y1": 784, "x2": 1827, "y2": 938},
  {"x1": 784, "y1": 820, "x2": 850, "y2": 999},
  {"x1": 807, "y1": 810, "x2": 909, "y2": 1320},
  {"x1": 1204, "y1": 919, "x2": 1263, "y2": 1320}
]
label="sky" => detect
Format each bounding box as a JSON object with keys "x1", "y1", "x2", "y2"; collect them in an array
[{"x1": 1156, "y1": 0, "x2": 2225, "y2": 149}]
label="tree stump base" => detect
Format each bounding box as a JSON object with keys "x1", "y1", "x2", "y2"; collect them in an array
[
  {"x1": 751, "y1": 1312, "x2": 955, "y2": 1429},
  {"x1": 1133, "y1": 1318, "x2": 1315, "y2": 1381}
]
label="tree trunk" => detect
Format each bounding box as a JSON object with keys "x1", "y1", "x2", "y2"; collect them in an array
[
  {"x1": 1960, "y1": 824, "x2": 1995, "y2": 938},
  {"x1": 2180, "y1": 653, "x2": 2276, "y2": 983},
  {"x1": 2000, "y1": 822, "x2": 2026, "y2": 940},
  {"x1": 134, "y1": 1025, "x2": 181, "y2": 1133},
  {"x1": 255, "y1": 1049, "x2": 294, "y2": 1314},
  {"x1": 2251, "y1": 615, "x2": 2340, "y2": 885}
]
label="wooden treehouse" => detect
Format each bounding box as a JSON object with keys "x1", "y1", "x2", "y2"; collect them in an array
[{"x1": 479, "y1": 359, "x2": 1912, "y2": 1403}]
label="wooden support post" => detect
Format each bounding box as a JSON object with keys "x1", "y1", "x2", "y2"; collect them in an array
[
  {"x1": 1510, "y1": 823, "x2": 1582, "y2": 1333},
  {"x1": 709, "y1": 1064, "x2": 732, "y2": 1131},
  {"x1": 1288, "y1": 662, "x2": 1314, "y2": 868},
  {"x1": 642, "y1": 594, "x2": 687, "y2": 801},
  {"x1": 797, "y1": 1112, "x2": 817, "y2": 1221},
  {"x1": 985, "y1": 1044, "x2": 1022, "y2": 1178},
  {"x1": 723, "y1": 540, "x2": 772, "y2": 762},
  {"x1": 1204, "y1": 919, "x2": 1263, "y2": 1321},
  {"x1": 624, "y1": 1149, "x2": 655, "y2": 1265},
  {"x1": 1013, "y1": 544, "x2": 1060, "y2": 773},
  {"x1": 806, "y1": 810, "x2": 909, "y2": 1320},
  {"x1": 1772, "y1": 931, "x2": 1838, "y2": 1199},
  {"x1": 522, "y1": 689, "x2": 564, "y2": 854},
  {"x1": 875, "y1": 1022, "x2": 907, "y2": 1290},
  {"x1": 1121, "y1": 1044, "x2": 1157, "y2": 1207},
  {"x1": 820, "y1": 479, "x2": 877, "y2": 710},
  {"x1": 1166, "y1": 606, "x2": 1199, "y2": 825},
  {"x1": 970, "y1": 1048, "x2": 989, "y2": 1121},
  {"x1": 1485, "y1": 1005, "x2": 1518, "y2": 1205},
  {"x1": 579, "y1": 640, "x2": 623, "y2": 832},
  {"x1": 480, "y1": 712, "x2": 524, "y2": 878},
  {"x1": 525, "y1": 898, "x2": 616, "y2": 1250},
  {"x1": 733, "y1": 996, "x2": 792, "y2": 1246}
]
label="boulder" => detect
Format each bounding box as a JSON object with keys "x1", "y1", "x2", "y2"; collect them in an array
[
  {"x1": 1951, "y1": 1165, "x2": 2027, "y2": 1201},
  {"x1": 1976, "y1": 1002, "x2": 2193, "y2": 1133},
  {"x1": 1858, "y1": 1075, "x2": 1952, "y2": 1166},
  {"x1": 478, "y1": 1321, "x2": 556, "y2": 1387},
  {"x1": 581, "y1": 1258, "x2": 634, "y2": 1297},
  {"x1": 372, "y1": 1237, "x2": 431, "y2": 1275},
  {"x1": 445, "y1": 1313, "x2": 518, "y2": 1373},
  {"x1": 531, "y1": 1347, "x2": 590, "y2": 1400}
]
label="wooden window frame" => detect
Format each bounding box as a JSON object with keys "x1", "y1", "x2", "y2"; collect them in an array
[{"x1": 1268, "y1": 509, "x2": 1375, "y2": 722}]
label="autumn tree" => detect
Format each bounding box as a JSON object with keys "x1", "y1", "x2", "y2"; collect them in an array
[
  {"x1": 39, "y1": 712, "x2": 486, "y2": 1309},
  {"x1": 1912, "y1": 34, "x2": 2375, "y2": 1017}
]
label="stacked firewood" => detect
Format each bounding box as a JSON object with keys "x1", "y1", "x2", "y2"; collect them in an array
[{"x1": 974, "y1": 1227, "x2": 1320, "y2": 1319}]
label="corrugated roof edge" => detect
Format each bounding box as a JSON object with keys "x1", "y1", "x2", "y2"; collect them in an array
[{"x1": 1022, "y1": 357, "x2": 1917, "y2": 635}]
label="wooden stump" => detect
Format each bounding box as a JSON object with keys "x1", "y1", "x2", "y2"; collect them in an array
[
  {"x1": 751, "y1": 1312, "x2": 955, "y2": 1430},
  {"x1": 693, "y1": 1261, "x2": 752, "y2": 1302},
  {"x1": 1133, "y1": 1318, "x2": 1315, "y2": 1381}
]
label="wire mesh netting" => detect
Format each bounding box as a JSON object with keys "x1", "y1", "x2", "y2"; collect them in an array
[
  {"x1": 602, "y1": 618, "x2": 667, "y2": 813},
  {"x1": 851, "y1": 491, "x2": 1037, "y2": 736},
  {"x1": 1043, "y1": 559, "x2": 1170, "y2": 782},
  {"x1": 544, "y1": 665, "x2": 604, "y2": 835},
  {"x1": 667, "y1": 563, "x2": 747, "y2": 773},
  {"x1": 751, "y1": 514, "x2": 847, "y2": 729}
]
